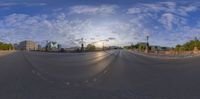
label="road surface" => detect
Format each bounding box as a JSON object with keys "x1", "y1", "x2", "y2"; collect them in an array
[{"x1": 1, "y1": 50, "x2": 200, "y2": 99}]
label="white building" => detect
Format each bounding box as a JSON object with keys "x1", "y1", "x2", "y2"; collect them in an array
[{"x1": 46, "y1": 42, "x2": 61, "y2": 51}]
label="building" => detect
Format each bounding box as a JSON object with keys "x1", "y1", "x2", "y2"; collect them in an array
[
  {"x1": 150, "y1": 45, "x2": 172, "y2": 51},
  {"x1": 137, "y1": 42, "x2": 148, "y2": 47},
  {"x1": 38, "y1": 44, "x2": 42, "y2": 50},
  {"x1": 18, "y1": 40, "x2": 38, "y2": 51},
  {"x1": 46, "y1": 41, "x2": 60, "y2": 51},
  {"x1": 58, "y1": 44, "x2": 62, "y2": 50},
  {"x1": 13, "y1": 43, "x2": 19, "y2": 50},
  {"x1": 108, "y1": 46, "x2": 121, "y2": 49}
]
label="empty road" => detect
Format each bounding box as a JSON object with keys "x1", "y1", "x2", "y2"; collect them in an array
[{"x1": 1, "y1": 50, "x2": 200, "y2": 99}]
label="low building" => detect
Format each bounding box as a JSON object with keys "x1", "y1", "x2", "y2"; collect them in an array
[
  {"x1": 13, "y1": 43, "x2": 19, "y2": 50},
  {"x1": 18, "y1": 40, "x2": 38, "y2": 51},
  {"x1": 150, "y1": 45, "x2": 171, "y2": 51},
  {"x1": 38, "y1": 44, "x2": 42, "y2": 51},
  {"x1": 58, "y1": 44, "x2": 62, "y2": 50},
  {"x1": 108, "y1": 46, "x2": 121, "y2": 49}
]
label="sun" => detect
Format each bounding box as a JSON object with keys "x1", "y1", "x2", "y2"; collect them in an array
[{"x1": 95, "y1": 42, "x2": 103, "y2": 48}]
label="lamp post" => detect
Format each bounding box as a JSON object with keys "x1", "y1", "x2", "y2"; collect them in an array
[
  {"x1": 45, "y1": 40, "x2": 48, "y2": 52},
  {"x1": 81, "y1": 38, "x2": 84, "y2": 52},
  {"x1": 101, "y1": 39, "x2": 109, "y2": 51},
  {"x1": 102, "y1": 42, "x2": 105, "y2": 51},
  {"x1": 193, "y1": 36, "x2": 199, "y2": 54},
  {"x1": 145, "y1": 36, "x2": 149, "y2": 53}
]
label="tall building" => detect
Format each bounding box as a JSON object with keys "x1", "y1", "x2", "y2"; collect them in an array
[{"x1": 18, "y1": 40, "x2": 38, "y2": 51}]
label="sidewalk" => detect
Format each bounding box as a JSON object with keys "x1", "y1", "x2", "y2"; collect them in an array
[
  {"x1": 0, "y1": 50, "x2": 16, "y2": 57},
  {"x1": 128, "y1": 50, "x2": 200, "y2": 59}
]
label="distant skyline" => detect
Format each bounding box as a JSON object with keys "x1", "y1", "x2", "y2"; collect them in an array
[{"x1": 0, "y1": 0, "x2": 200, "y2": 47}]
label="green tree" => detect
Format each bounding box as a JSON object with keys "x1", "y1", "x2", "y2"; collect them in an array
[
  {"x1": 175, "y1": 40, "x2": 200, "y2": 51},
  {"x1": 0, "y1": 42, "x2": 13, "y2": 50},
  {"x1": 86, "y1": 44, "x2": 96, "y2": 51},
  {"x1": 138, "y1": 44, "x2": 146, "y2": 51},
  {"x1": 175, "y1": 44, "x2": 182, "y2": 51}
]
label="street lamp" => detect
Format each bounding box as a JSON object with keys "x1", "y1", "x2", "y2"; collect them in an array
[
  {"x1": 101, "y1": 39, "x2": 109, "y2": 51},
  {"x1": 193, "y1": 36, "x2": 199, "y2": 54},
  {"x1": 147, "y1": 36, "x2": 149, "y2": 46},
  {"x1": 144, "y1": 36, "x2": 149, "y2": 53},
  {"x1": 103, "y1": 42, "x2": 105, "y2": 51},
  {"x1": 81, "y1": 38, "x2": 84, "y2": 52}
]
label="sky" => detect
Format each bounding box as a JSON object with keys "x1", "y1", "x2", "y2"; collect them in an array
[{"x1": 0, "y1": 0, "x2": 200, "y2": 47}]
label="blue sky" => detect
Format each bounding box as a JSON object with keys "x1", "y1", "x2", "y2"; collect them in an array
[{"x1": 0, "y1": 0, "x2": 200, "y2": 47}]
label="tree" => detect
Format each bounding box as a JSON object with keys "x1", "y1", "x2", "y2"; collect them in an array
[
  {"x1": 86, "y1": 44, "x2": 96, "y2": 51},
  {"x1": 138, "y1": 44, "x2": 146, "y2": 51},
  {"x1": 175, "y1": 40, "x2": 200, "y2": 51},
  {"x1": 0, "y1": 42, "x2": 13, "y2": 50},
  {"x1": 175, "y1": 44, "x2": 182, "y2": 51}
]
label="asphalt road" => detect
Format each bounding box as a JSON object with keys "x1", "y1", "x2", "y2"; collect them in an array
[{"x1": 1, "y1": 50, "x2": 200, "y2": 99}]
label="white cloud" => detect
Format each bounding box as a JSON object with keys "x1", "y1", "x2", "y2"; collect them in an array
[
  {"x1": 0, "y1": 13, "x2": 126, "y2": 47},
  {"x1": 159, "y1": 13, "x2": 188, "y2": 30},
  {"x1": 69, "y1": 5, "x2": 118, "y2": 15},
  {"x1": 127, "y1": 2, "x2": 199, "y2": 31},
  {"x1": 0, "y1": 2, "x2": 46, "y2": 7},
  {"x1": 127, "y1": 7, "x2": 143, "y2": 14},
  {"x1": 0, "y1": 12, "x2": 146, "y2": 47},
  {"x1": 0, "y1": 2, "x2": 18, "y2": 7},
  {"x1": 127, "y1": 2, "x2": 198, "y2": 16},
  {"x1": 23, "y1": 2, "x2": 46, "y2": 6},
  {"x1": 0, "y1": 14, "x2": 71, "y2": 45},
  {"x1": 159, "y1": 13, "x2": 175, "y2": 30},
  {"x1": 0, "y1": 2, "x2": 200, "y2": 47}
]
